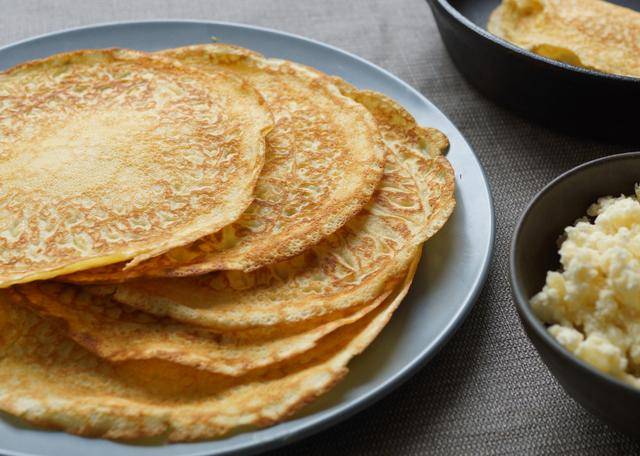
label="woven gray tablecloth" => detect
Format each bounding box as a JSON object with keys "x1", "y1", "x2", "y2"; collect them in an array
[{"x1": 1, "y1": 0, "x2": 639, "y2": 454}]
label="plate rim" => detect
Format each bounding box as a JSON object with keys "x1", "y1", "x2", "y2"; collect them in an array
[{"x1": 0, "y1": 19, "x2": 496, "y2": 456}]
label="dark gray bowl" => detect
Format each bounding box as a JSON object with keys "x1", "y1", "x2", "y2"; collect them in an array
[{"x1": 510, "y1": 152, "x2": 640, "y2": 436}]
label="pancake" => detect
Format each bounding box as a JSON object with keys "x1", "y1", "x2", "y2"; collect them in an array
[
  {"x1": 102, "y1": 87, "x2": 454, "y2": 330},
  {"x1": 0, "y1": 254, "x2": 418, "y2": 442},
  {"x1": 65, "y1": 44, "x2": 387, "y2": 283},
  {"x1": 0, "y1": 48, "x2": 272, "y2": 288},
  {"x1": 15, "y1": 279, "x2": 396, "y2": 376},
  {"x1": 488, "y1": 0, "x2": 640, "y2": 78}
]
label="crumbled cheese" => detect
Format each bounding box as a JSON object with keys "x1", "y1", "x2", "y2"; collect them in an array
[{"x1": 531, "y1": 187, "x2": 640, "y2": 385}]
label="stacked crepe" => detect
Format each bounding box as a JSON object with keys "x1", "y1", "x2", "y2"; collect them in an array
[{"x1": 0, "y1": 44, "x2": 455, "y2": 441}]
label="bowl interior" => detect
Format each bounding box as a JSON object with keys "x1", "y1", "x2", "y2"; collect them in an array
[
  {"x1": 446, "y1": 0, "x2": 639, "y2": 30},
  {"x1": 513, "y1": 152, "x2": 640, "y2": 311}
]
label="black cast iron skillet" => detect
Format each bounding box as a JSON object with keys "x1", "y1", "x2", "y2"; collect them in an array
[{"x1": 426, "y1": 0, "x2": 640, "y2": 144}]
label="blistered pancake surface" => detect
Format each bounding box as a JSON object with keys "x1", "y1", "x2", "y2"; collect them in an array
[
  {"x1": 489, "y1": 0, "x2": 640, "y2": 78},
  {"x1": 0, "y1": 48, "x2": 272, "y2": 287},
  {"x1": 17, "y1": 281, "x2": 390, "y2": 376},
  {"x1": 106, "y1": 86, "x2": 455, "y2": 330},
  {"x1": 65, "y1": 44, "x2": 387, "y2": 282},
  {"x1": 0, "y1": 258, "x2": 417, "y2": 441}
]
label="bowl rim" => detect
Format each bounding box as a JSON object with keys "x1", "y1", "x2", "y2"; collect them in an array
[
  {"x1": 426, "y1": 0, "x2": 640, "y2": 84},
  {"x1": 510, "y1": 151, "x2": 640, "y2": 396}
]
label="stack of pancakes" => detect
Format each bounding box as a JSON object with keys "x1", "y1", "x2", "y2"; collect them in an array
[{"x1": 0, "y1": 44, "x2": 455, "y2": 441}]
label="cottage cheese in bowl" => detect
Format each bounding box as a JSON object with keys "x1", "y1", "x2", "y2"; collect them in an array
[{"x1": 532, "y1": 186, "x2": 640, "y2": 386}]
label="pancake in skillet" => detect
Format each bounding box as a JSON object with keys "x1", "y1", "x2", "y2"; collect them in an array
[
  {"x1": 489, "y1": 0, "x2": 640, "y2": 78},
  {"x1": 0, "y1": 48, "x2": 272, "y2": 288},
  {"x1": 65, "y1": 44, "x2": 387, "y2": 283}
]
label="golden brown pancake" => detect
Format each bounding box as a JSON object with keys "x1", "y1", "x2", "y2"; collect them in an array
[
  {"x1": 65, "y1": 44, "x2": 388, "y2": 282},
  {"x1": 489, "y1": 0, "x2": 640, "y2": 78},
  {"x1": 16, "y1": 280, "x2": 395, "y2": 376},
  {"x1": 0, "y1": 48, "x2": 272, "y2": 288},
  {"x1": 98, "y1": 87, "x2": 454, "y2": 331},
  {"x1": 15, "y1": 86, "x2": 449, "y2": 375},
  {"x1": 0, "y1": 43, "x2": 458, "y2": 444},
  {"x1": 0, "y1": 255, "x2": 418, "y2": 442}
]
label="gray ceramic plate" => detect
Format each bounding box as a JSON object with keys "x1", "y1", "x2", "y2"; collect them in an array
[{"x1": 0, "y1": 21, "x2": 494, "y2": 456}]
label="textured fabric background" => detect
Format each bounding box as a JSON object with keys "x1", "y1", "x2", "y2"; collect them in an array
[{"x1": 1, "y1": 0, "x2": 639, "y2": 454}]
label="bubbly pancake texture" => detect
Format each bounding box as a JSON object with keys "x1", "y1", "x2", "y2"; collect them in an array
[
  {"x1": 0, "y1": 256, "x2": 418, "y2": 441},
  {"x1": 489, "y1": 0, "x2": 640, "y2": 78},
  {"x1": 0, "y1": 49, "x2": 272, "y2": 288},
  {"x1": 105, "y1": 86, "x2": 455, "y2": 330},
  {"x1": 65, "y1": 44, "x2": 387, "y2": 283},
  {"x1": 16, "y1": 281, "x2": 393, "y2": 376}
]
